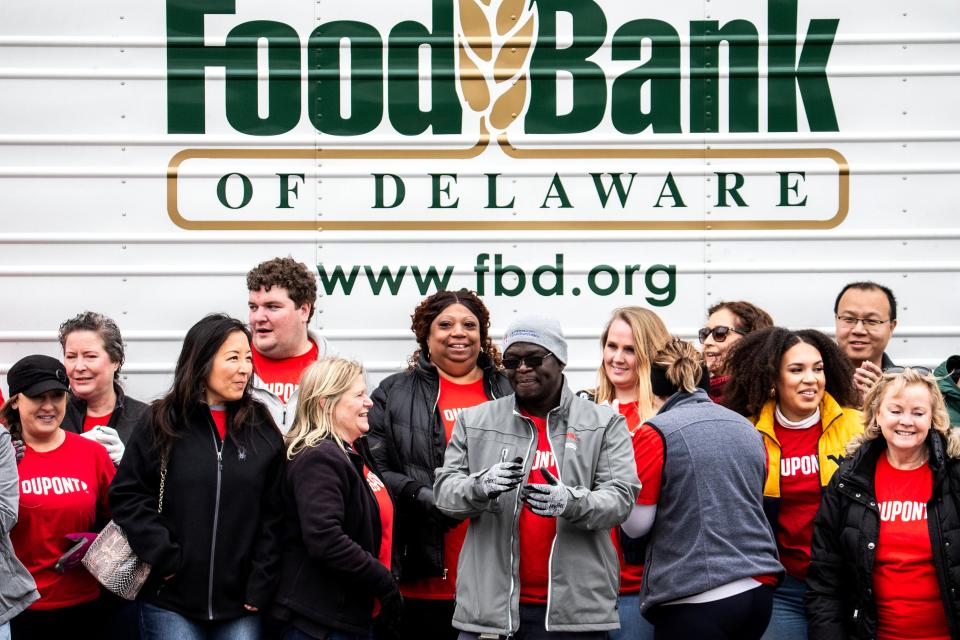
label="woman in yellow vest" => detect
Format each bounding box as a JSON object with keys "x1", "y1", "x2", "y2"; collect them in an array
[{"x1": 724, "y1": 328, "x2": 862, "y2": 640}]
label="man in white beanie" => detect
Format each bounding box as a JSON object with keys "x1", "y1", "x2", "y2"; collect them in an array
[{"x1": 435, "y1": 315, "x2": 640, "y2": 639}]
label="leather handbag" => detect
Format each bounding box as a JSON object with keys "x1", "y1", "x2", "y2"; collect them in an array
[{"x1": 82, "y1": 463, "x2": 166, "y2": 600}]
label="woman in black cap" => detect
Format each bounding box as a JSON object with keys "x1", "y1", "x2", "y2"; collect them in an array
[{"x1": 2, "y1": 354, "x2": 116, "y2": 639}]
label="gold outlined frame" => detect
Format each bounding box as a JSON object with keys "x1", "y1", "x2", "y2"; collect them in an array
[{"x1": 167, "y1": 138, "x2": 848, "y2": 231}]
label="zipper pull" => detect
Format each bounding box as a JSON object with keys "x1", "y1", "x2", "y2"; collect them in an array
[
  {"x1": 443, "y1": 568, "x2": 449, "y2": 580},
  {"x1": 217, "y1": 449, "x2": 223, "y2": 470}
]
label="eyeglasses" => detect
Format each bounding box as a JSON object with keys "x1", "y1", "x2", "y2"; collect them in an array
[
  {"x1": 502, "y1": 352, "x2": 555, "y2": 370},
  {"x1": 698, "y1": 326, "x2": 747, "y2": 344},
  {"x1": 883, "y1": 366, "x2": 933, "y2": 376},
  {"x1": 836, "y1": 315, "x2": 891, "y2": 328}
]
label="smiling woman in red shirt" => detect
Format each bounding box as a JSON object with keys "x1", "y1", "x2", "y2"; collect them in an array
[
  {"x1": 2, "y1": 355, "x2": 115, "y2": 640},
  {"x1": 807, "y1": 368, "x2": 960, "y2": 640},
  {"x1": 578, "y1": 306, "x2": 670, "y2": 640},
  {"x1": 724, "y1": 328, "x2": 862, "y2": 640},
  {"x1": 271, "y1": 358, "x2": 400, "y2": 640}
]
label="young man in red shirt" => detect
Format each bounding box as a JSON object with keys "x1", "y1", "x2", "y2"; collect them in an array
[{"x1": 247, "y1": 257, "x2": 337, "y2": 433}]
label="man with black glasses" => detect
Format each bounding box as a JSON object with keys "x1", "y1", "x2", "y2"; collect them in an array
[
  {"x1": 435, "y1": 315, "x2": 639, "y2": 640},
  {"x1": 833, "y1": 281, "x2": 899, "y2": 405}
]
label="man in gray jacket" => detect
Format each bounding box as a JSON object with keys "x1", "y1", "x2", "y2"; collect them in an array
[
  {"x1": 1, "y1": 428, "x2": 39, "y2": 637},
  {"x1": 435, "y1": 315, "x2": 640, "y2": 639}
]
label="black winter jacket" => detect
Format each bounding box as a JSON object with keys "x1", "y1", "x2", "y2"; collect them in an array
[
  {"x1": 806, "y1": 434, "x2": 960, "y2": 639},
  {"x1": 367, "y1": 352, "x2": 511, "y2": 580},
  {"x1": 272, "y1": 437, "x2": 396, "y2": 636},
  {"x1": 109, "y1": 403, "x2": 284, "y2": 620},
  {"x1": 62, "y1": 382, "x2": 147, "y2": 445}
]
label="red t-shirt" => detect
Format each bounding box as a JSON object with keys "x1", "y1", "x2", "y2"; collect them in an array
[
  {"x1": 363, "y1": 463, "x2": 394, "y2": 617},
  {"x1": 402, "y1": 376, "x2": 487, "y2": 600},
  {"x1": 518, "y1": 412, "x2": 559, "y2": 604},
  {"x1": 873, "y1": 455, "x2": 950, "y2": 640},
  {"x1": 618, "y1": 401, "x2": 641, "y2": 432},
  {"x1": 773, "y1": 419, "x2": 824, "y2": 580},
  {"x1": 210, "y1": 407, "x2": 227, "y2": 440},
  {"x1": 252, "y1": 340, "x2": 319, "y2": 403},
  {"x1": 615, "y1": 423, "x2": 664, "y2": 593},
  {"x1": 11, "y1": 431, "x2": 116, "y2": 609},
  {"x1": 81, "y1": 411, "x2": 113, "y2": 433}
]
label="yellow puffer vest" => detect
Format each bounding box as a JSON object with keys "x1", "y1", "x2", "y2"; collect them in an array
[{"x1": 752, "y1": 393, "x2": 863, "y2": 498}]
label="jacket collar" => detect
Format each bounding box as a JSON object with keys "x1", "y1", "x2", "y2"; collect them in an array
[
  {"x1": 656, "y1": 388, "x2": 712, "y2": 415},
  {"x1": 415, "y1": 350, "x2": 498, "y2": 381},
  {"x1": 842, "y1": 431, "x2": 950, "y2": 497},
  {"x1": 70, "y1": 380, "x2": 126, "y2": 414},
  {"x1": 754, "y1": 392, "x2": 847, "y2": 440},
  {"x1": 512, "y1": 378, "x2": 573, "y2": 422}
]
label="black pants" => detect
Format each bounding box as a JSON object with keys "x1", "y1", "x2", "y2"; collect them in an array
[
  {"x1": 10, "y1": 599, "x2": 105, "y2": 640},
  {"x1": 400, "y1": 598, "x2": 458, "y2": 640},
  {"x1": 650, "y1": 585, "x2": 774, "y2": 640}
]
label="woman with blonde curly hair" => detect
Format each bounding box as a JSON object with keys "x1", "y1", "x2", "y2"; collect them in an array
[
  {"x1": 272, "y1": 358, "x2": 400, "y2": 640},
  {"x1": 807, "y1": 368, "x2": 959, "y2": 640}
]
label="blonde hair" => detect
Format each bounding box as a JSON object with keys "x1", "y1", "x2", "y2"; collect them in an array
[
  {"x1": 654, "y1": 338, "x2": 704, "y2": 394},
  {"x1": 847, "y1": 368, "x2": 959, "y2": 457},
  {"x1": 285, "y1": 358, "x2": 365, "y2": 459},
  {"x1": 595, "y1": 307, "x2": 670, "y2": 423}
]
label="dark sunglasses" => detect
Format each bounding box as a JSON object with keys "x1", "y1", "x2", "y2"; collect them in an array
[
  {"x1": 503, "y1": 353, "x2": 555, "y2": 370},
  {"x1": 883, "y1": 366, "x2": 933, "y2": 376},
  {"x1": 698, "y1": 326, "x2": 747, "y2": 344}
]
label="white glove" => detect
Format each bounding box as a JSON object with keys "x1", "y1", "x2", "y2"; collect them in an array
[
  {"x1": 476, "y1": 457, "x2": 525, "y2": 498},
  {"x1": 520, "y1": 468, "x2": 571, "y2": 517},
  {"x1": 81, "y1": 426, "x2": 125, "y2": 465}
]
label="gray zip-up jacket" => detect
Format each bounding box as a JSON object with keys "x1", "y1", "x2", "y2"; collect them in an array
[
  {"x1": 0, "y1": 429, "x2": 40, "y2": 624},
  {"x1": 251, "y1": 329, "x2": 337, "y2": 434},
  {"x1": 434, "y1": 382, "x2": 640, "y2": 635}
]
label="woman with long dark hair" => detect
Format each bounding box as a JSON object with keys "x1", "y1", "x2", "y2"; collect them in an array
[
  {"x1": 724, "y1": 328, "x2": 861, "y2": 640},
  {"x1": 110, "y1": 313, "x2": 285, "y2": 640},
  {"x1": 367, "y1": 289, "x2": 511, "y2": 640}
]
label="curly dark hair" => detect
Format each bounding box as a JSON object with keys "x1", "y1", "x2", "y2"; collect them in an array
[
  {"x1": 246, "y1": 257, "x2": 318, "y2": 322},
  {"x1": 707, "y1": 300, "x2": 774, "y2": 334},
  {"x1": 408, "y1": 289, "x2": 501, "y2": 370},
  {"x1": 723, "y1": 327, "x2": 858, "y2": 419}
]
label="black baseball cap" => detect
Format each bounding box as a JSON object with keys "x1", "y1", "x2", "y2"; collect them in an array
[{"x1": 7, "y1": 355, "x2": 69, "y2": 398}]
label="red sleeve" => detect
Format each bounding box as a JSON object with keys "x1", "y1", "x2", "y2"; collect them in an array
[
  {"x1": 95, "y1": 446, "x2": 116, "y2": 521},
  {"x1": 632, "y1": 424, "x2": 664, "y2": 505}
]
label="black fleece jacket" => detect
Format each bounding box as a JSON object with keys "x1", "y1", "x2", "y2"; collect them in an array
[
  {"x1": 109, "y1": 403, "x2": 284, "y2": 620},
  {"x1": 272, "y1": 437, "x2": 396, "y2": 636},
  {"x1": 806, "y1": 434, "x2": 960, "y2": 639},
  {"x1": 62, "y1": 382, "x2": 148, "y2": 445},
  {"x1": 366, "y1": 352, "x2": 511, "y2": 580}
]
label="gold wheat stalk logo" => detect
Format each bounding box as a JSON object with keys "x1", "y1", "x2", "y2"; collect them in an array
[{"x1": 456, "y1": 0, "x2": 537, "y2": 138}]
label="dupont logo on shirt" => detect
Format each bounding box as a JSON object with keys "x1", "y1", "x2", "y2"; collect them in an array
[
  {"x1": 530, "y1": 450, "x2": 556, "y2": 472},
  {"x1": 781, "y1": 454, "x2": 820, "y2": 477},
  {"x1": 366, "y1": 470, "x2": 386, "y2": 493},
  {"x1": 21, "y1": 476, "x2": 89, "y2": 496},
  {"x1": 265, "y1": 381, "x2": 298, "y2": 404},
  {"x1": 442, "y1": 407, "x2": 468, "y2": 423},
  {"x1": 879, "y1": 500, "x2": 928, "y2": 523}
]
